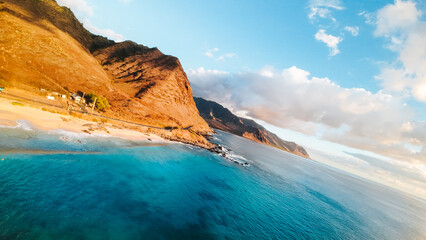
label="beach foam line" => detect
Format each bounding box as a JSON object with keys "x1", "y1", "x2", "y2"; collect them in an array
[{"x1": 0, "y1": 119, "x2": 34, "y2": 130}]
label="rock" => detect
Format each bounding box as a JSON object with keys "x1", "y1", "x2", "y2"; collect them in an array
[{"x1": 81, "y1": 129, "x2": 91, "y2": 134}]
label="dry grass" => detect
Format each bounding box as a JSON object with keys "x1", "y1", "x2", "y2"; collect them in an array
[{"x1": 11, "y1": 102, "x2": 25, "y2": 106}]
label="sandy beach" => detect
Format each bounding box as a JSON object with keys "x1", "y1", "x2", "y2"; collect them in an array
[{"x1": 0, "y1": 97, "x2": 166, "y2": 142}]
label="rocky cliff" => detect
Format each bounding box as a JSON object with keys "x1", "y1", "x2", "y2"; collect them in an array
[
  {"x1": 194, "y1": 97, "x2": 310, "y2": 158},
  {"x1": 0, "y1": 0, "x2": 212, "y2": 147},
  {"x1": 92, "y1": 41, "x2": 209, "y2": 134}
]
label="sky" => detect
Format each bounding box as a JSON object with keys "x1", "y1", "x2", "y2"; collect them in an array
[{"x1": 57, "y1": 0, "x2": 426, "y2": 199}]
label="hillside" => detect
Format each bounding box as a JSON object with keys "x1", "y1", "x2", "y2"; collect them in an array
[
  {"x1": 0, "y1": 0, "x2": 212, "y2": 147},
  {"x1": 194, "y1": 97, "x2": 310, "y2": 158}
]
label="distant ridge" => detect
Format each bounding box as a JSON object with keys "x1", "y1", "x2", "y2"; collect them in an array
[{"x1": 194, "y1": 97, "x2": 310, "y2": 158}]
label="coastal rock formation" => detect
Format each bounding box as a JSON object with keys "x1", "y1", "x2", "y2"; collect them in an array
[
  {"x1": 93, "y1": 41, "x2": 209, "y2": 134},
  {"x1": 0, "y1": 0, "x2": 212, "y2": 147},
  {"x1": 194, "y1": 97, "x2": 310, "y2": 158}
]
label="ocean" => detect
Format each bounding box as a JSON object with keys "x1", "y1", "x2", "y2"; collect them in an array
[{"x1": 0, "y1": 122, "x2": 425, "y2": 239}]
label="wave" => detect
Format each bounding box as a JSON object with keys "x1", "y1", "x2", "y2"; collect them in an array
[
  {"x1": 0, "y1": 119, "x2": 35, "y2": 131},
  {"x1": 213, "y1": 145, "x2": 250, "y2": 167}
]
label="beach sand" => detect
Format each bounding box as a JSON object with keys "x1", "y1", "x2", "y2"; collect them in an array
[{"x1": 0, "y1": 97, "x2": 166, "y2": 142}]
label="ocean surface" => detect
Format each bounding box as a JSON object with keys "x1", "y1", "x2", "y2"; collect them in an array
[{"x1": 0, "y1": 122, "x2": 425, "y2": 239}]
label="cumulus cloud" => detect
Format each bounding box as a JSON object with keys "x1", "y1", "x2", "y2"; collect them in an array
[
  {"x1": 57, "y1": 0, "x2": 93, "y2": 16},
  {"x1": 344, "y1": 26, "x2": 359, "y2": 36},
  {"x1": 188, "y1": 66, "x2": 425, "y2": 163},
  {"x1": 308, "y1": 0, "x2": 343, "y2": 22},
  {"x1": 82, "y1": 19, "x2": 125, "y2": 42},
  {"x1": 205, "y1": 48, "x2": 237, "y2": 61},
  {"x1": 374, "y1": 0, "x2": 426, "y2": 103},
  {"x1": 374, "y1": 0, "x2": 421, "y2": 37},
  {"x1": 315, "y1": 29, "x2": 342, "y2": 56}
]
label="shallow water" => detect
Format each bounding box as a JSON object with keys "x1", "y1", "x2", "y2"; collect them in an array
[{"x1": 0, "y1": 125, "x2": 425, "y2": 239}]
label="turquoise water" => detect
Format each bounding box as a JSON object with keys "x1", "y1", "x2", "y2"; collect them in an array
[{"x1": 0, "y1": 123, "x2": 425, "y2": 239}]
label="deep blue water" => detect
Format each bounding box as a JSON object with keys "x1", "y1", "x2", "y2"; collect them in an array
[{"x1": 0, "y1": 124, "x2": 425, "y2": 239}]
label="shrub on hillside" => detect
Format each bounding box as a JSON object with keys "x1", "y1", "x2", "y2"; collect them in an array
[{"x1": 84, "y1": 93, "x2": 110, "y2": 111}]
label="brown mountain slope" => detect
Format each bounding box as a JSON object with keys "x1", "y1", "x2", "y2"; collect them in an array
[
  {"x1": 194, "y1": 97, "x2": 310, "y2": 158},
  {"x1": 93, "y1": 41, "x2": 209, "y2": 133},
  {"x1": 0, "y1": 0, "x2": 113, "y2": 96},
  {"x1": 0, "y1": 0, "x2": 212, "y2": 146}
]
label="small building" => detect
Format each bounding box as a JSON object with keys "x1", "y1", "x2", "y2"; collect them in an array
[
  {"x1": 60, "y1": 94, "x2": 67, "y2": 99},
  {"x1": 0, "y1": 87, "x2": 4, "y2": 92},
  {"x1": 47, "y1": 96, "x2": 55, "y2": 100},
  {"x1": 71, "y1": 93, "x2": 82, "y2": 103}
]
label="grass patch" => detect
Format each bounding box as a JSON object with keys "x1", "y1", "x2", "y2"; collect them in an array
[
  {"x1": 11, "y1": 102, "x2": 25, "y2": 106},
  {"x1": 41, "y1": 107, "x2": 57, "y2": 114}
]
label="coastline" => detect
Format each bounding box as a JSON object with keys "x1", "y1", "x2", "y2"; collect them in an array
[
  {"x1": 0, "y1": 96, "x2": 245, "y2": 165},
  {"x1": 0, "y1": 97, "x2": 167, "y2": 143}
]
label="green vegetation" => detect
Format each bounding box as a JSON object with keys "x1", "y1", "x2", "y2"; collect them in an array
[
  {"x1": 41, "y1": 107, "x2": 58, "y2": 114},
  {"x1": 84, "y1": 93, "x2": 110, "y2": 111},
  {"x1": 11, "y1": 102, "x2": 25, "y2": 106},
  {"x1": 89, "y1": 35, "x2": 115, "y2": 53}
]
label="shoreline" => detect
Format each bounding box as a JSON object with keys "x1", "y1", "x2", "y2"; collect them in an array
[{"x1": 0, "y1": 97, "x2": 167, "y2": 143}]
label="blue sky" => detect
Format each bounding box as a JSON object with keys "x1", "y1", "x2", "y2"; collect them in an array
[
  {"x1": 58, "y1": 0, "x2": 426, "y2": 198},
  {"x1": 75, "y1": 0, "x2": 394, "y2": 90}
]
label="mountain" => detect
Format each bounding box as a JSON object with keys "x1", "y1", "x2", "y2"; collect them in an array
[
  {"x1": 0, "y1": 0, "x2": 212, "y2": 147},
  {"x1": 194, "y1": 97, "x2": 310, "y2": 158}
]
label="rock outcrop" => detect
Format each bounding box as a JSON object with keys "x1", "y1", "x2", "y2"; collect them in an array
[
  {"x1": 93, "y1": 41, "x2": 210, "y2": 134},
  {"x1": 194, "y1": 97, "x2": 310, "y2": 158}
]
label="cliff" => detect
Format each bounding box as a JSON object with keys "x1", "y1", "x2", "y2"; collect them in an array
[
  {"x1": 0, "y1": 0, "x2": 212, "y2": 147},
  {"x1": 92, "y1": 41, "x2": 209, "y2": 134},
  {"x1": 194, "y1": 97, "x2": 310, "y2": 158}
]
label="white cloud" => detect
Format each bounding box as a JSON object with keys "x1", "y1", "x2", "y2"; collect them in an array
[
  {"x1": 374, "y1": 0, "x2": 421, "y2": 37},
  {"x1": 308, "y1": 0, "x2": 343, "y2": 21},
  {"x1": 82, "y1": 19, "x2": 125, "y2": 42},
  {"x1": 205, "y1": 48, "x2": 218, "y2": 58},
  {"x1": 57, "y1": 0, "x2": 94, "y2": 16},
  {"x1": 188, "y1": 66, "x2": 425, "y2": 163},
  {"x1": 344, "y1": 26, "x2": 359, "y2": 36},
  {"x1": 315, "y1": 29, "x2": 342, "y2": 56},
  {"x1": 217, "y1": 53, "x2": 237, "y2": 61},
  {"x1": 374, "y1": 0, "x2": 426, "y2": 103},
  {"x1": 309, "y1": 0, "x2": 344, "y2": 10},
  {"x1": 358, "y1": 11, "x2": 375, "y2": 25},
  {"x1": 205, "y1": 48, "x2": 237, "y2": 61}
]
